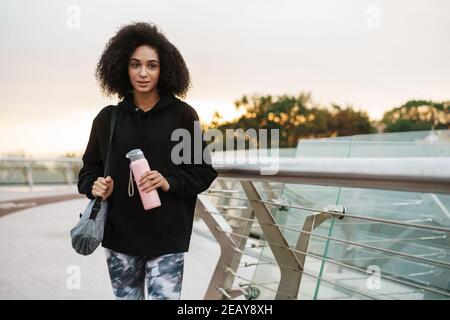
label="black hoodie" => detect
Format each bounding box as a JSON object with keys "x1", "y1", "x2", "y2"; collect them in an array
[{"x1": 77, "y1": 90, "x2": 217, "y2": 257}]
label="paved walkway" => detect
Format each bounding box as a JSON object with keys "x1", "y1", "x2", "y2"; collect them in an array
[{"x1": 0, "y1": 187, "x2": 223, "y2": 300}]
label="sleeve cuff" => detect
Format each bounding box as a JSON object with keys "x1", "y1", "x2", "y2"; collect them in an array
[
  {"x1": 166, "y1": 176, "x2": 179, "y2": 194},
  {"x1": 86, "y1": 179, "x2": 96, "y2": 200}
]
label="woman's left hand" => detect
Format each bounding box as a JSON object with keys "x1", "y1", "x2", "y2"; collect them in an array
[{"x1": 138, "y1": 170, "x2": 170, "y2": 193}]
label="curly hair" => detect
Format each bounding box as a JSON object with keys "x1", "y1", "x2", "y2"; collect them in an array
[{"x1": 96, "y1": 22, "x2": 191, "y2": 99}]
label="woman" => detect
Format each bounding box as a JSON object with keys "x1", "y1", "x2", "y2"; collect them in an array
[{"x1": 77, "y1": 22, "x2": 217, "y2": 300}]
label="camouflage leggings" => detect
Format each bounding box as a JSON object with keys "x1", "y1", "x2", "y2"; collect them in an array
[{"x1": 104, "y1": 248, "x2": 184, "y2": 300}]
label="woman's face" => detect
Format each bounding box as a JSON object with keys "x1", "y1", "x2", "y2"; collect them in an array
[{"x1": 128, "y1": 45, "x2": 160, "y2": 94}]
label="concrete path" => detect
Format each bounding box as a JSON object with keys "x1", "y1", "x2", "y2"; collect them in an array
[{"x1": 0, "y1": 192, "x2": 222, "y2": 299}]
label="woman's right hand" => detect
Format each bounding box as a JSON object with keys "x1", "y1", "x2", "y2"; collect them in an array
[{"x1": 92, "y1": 176, "x2": 114, "y2": 201}]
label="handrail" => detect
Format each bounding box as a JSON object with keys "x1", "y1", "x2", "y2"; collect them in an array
[
  {"x1": 199, "y1": 155, "x2": 450, "y2": 300},
  {"x1": 212, "y1": 157, "x2": 450, "y2": 194},
  {"x1": 2, "y1": 156, "x2": 449, "y2": 193},
  {"x1": 0, "y1": 157, "x2": 81, "y2": 190}
]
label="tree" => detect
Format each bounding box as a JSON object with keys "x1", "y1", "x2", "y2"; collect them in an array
[
  {"x1": 210, "y1": 92, "x2": 374, "y2": 148},
  {"x1": 327, "y1": 104, "x2": 375, "y2": 136},
  {"x1": 381, "y1": 100, "x2": 449, "y2": 133}
]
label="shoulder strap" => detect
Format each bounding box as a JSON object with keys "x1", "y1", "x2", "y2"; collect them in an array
[
  {"x1": 103, "y1": 106, "x2": 118, "y2": 177},
  {"x1": 92, "y1": 106, "x2": 118, "y2": 207}
]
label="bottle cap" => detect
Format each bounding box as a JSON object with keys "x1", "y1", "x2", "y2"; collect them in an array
[{"x1": 125, "y1": 149, "x2": 145, "y2": 162}]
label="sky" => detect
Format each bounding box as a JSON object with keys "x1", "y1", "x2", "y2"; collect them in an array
[{"x1": 0, "y1": 0, "x2": 449, "y2": 157}]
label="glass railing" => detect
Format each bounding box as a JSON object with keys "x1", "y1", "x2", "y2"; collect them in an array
[
  {"x1": 246, "y1": 130, "x2": 450, "y2": 299},
  {"x1": 0, "y1": 157, "x2": 81, "y2": 187}
]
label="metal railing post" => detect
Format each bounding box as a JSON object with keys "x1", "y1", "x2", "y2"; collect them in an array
[
  {"x1": 64, "y1": 163, "x2": 73, "y2": 187},
  {"x1": 25, "y1": 162, "x2": 33, "y2": 191},
  {"x1": 241, "y1": 180, "x2": 303, "y2": 300},
  {"x1": 197, "y1": 195, "x2": 254, "y2": 300}
]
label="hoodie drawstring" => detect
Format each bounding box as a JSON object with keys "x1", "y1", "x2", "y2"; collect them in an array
[
  {"x1": 129, "y1": 107, "x2": 150, "y2": 198},
  {"x1": 135, "y1": 105, "x2": 152, "y2": 157},
  {"x1": 144, "y1": 114, "x2": 151, "y2": 155},
  {"x1": 128, "y1": 167, "x2": 134, "y2": 197}
]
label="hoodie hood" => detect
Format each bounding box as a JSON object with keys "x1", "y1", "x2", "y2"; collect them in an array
[{"x1": 118, "y1": 89, "x2": 180, "y2": 156}]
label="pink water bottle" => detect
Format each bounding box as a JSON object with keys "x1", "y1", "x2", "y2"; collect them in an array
[{"x1": 126, "y1": 148, "x2": 161, "y2": 210}]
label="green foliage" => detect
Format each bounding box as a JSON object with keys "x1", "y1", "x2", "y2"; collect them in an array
[
  {"x1": 381, "y1": 100, "x2": 449, "y2": 133},
  {"x1": 211, "y1": 92, "x2": 374, "y2": 148}
]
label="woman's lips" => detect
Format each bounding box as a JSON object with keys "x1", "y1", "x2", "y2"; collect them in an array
[{"x1": 137, "y1": 81, "x2": 150, "y2": 86}]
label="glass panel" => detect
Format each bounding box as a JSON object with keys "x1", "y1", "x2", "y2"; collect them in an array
[{"x1": 247, "y1": 129, "x2": 450, "y2": 300}]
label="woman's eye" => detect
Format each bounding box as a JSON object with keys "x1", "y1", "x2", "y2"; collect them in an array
[
  {"x1": 131, "y1": 64, "x2": 139, "y2": 68},
  {"x1": 149, "y1": 64, "x2": 157, "y2": 68}
]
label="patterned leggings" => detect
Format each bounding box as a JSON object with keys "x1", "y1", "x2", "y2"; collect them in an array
[{"x1": 104, "y1": 248, "x2": 184, "y2": 300}]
